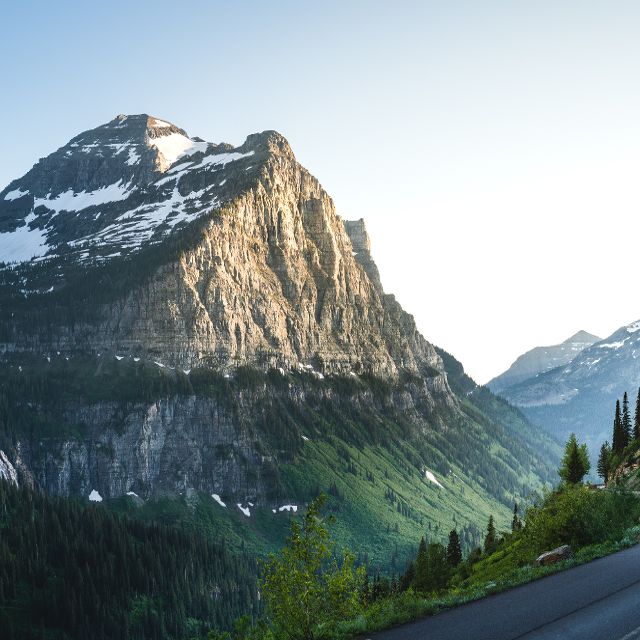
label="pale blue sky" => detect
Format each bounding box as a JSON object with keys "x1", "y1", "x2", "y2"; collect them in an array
[{"x1": 3, "y1": 1, "x2": 640, "y2": 381}]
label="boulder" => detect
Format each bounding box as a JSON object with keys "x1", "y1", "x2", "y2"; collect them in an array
[{"x1": 535, "y1": 545, "x2": 573, "y2": 566}]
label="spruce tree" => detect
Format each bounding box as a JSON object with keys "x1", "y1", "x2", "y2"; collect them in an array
[
  {"x1": 622, "y1": 392, "x2": 632, "y2": 447},
  {"x1": 612, "y1": 399, "x2": 624, "y2": 455},
  {"x1": 412, "y1": 537, "x2": 429, "y2": 592},
  {"x1": 424, "y1": 543, "x2": 449, "y2": 592},
  {"x1": 484, "y1": 515, "x2": 497, "y2": 555},
  {"x1": 558, "y1": 433, "x2": 590, "y2": 484},
  {"x1": 597, "y1": 441, "x2": 612, "y2": 482},
  {"x1": 511, "y1": 502, "x2": 522, "y2": 532},
  {"x1": 446, "y1": 530, "x2": 462, "y2": 567},
  {"x1": 634, "y1": 388, "x2": 640, "y2": 441}
]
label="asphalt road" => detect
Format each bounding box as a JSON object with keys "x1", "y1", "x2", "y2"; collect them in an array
[{"x1": 370, "y1": 545, "x2": 640, "y2": 640}]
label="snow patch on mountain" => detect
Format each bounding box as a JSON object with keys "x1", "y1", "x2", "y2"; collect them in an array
[
  {"x1": 34, "y1": 180, "x2": 133, "y2": 214},
  {"x1": 599, "y1": 340, "x2": 627, "y2": 350},
  {"x1": 627, "y1": 321, "x2": 640, "y2": 334},
  {"x1": 0, "y1": 450, "x2": 18, "y2": 486},
  {"x1": 4, "y1": 188, "x2": 28, "y2": 201},
  {"x1": 212, "y1": 494, "x2": 226, "y2": 507},
  {"x1": 149, "y1": 132, "x2": 209, "y2": 168},
  {"x1": 425, "y1": 470, "x2": 443, "y2": 488},
  {"x1": 0, "y1": 213, "x2": 49, "y2": 263}
]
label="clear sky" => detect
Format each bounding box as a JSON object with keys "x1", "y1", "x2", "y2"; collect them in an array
[{"x1": 2, "y1": 0, "x2": 640, "y2": 382}]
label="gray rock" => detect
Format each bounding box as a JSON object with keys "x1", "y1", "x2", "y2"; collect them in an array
[{"x1": 535, "y1": 545, "x2": 573, "y2": 566}]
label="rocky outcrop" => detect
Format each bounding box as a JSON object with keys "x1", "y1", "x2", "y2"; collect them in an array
[
  {"x1": 608, "y1": 450, "x2": 640, "y2": 489},
  {"x1": 535, "y1": 545, "x2": 573, "y2": 566}
]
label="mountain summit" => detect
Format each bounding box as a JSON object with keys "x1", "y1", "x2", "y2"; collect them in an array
[
  {"x1": 494, "y1": 320, "x2": 640, "y2": 450},
  {"x1": 488, "y1": 330, "x2": 600, "y2": 393},
  {"x1": 0, "y1": 114, "x2": 258, "y2": 267},
  {"x1": 0, "y1": 114, "x2": 444, "y2": 376}
]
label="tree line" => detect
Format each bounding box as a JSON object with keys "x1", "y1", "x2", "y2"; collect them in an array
[
  {"x1": 0, "y1": 479, "x2": 259, "y2": 640},
  {"x1": 597, "y1": 388, "x2": 640, "y2": 482}
]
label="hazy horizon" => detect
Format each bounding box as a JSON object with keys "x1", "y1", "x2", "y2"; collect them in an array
[{"x1": 3, "y1": 0, "x2": 640, "y2": 383}]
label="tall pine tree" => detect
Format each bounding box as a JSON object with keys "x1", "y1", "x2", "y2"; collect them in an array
[
  {"x1": 511, "y1": 502, "x2": 522, "y2": 532},
  {"x1": 597, "y1": 441, "x2": 612, "y2": 482},
  {"x1": 446, "y1": 530, "x2": 462, "y2": 567},
  {"x1": 558, "y1": 433, "x2": 590, "y2": 484},
  {"x1": 612, "y1": 399, "x2": 626, "y2": 455},
  {"x1": 413, "y1": 538, "x2": 429, "y2": 592},
  {"x1": 634, "y1": 388, "x2": 640, "y2": 442},
  {"x1": 622, "y1": 392, "x2": 632, "y2": 447},
  {"x1": 484, "y1": 515, "x2": 497, "y2": 555}
]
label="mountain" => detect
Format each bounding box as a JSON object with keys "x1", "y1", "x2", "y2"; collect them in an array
[
  {"x1": 496, "y1": 320, "x2": 640, "y2": 452},
  {"x1": 488, "y1": 330, "x2": 600, "y2": 393},
  {"x1": 0, "y1": 113, "x2": 437, "y2": 376},
  {"x1": 0, "y1": 114, "x2": 560, "y2": 569}
]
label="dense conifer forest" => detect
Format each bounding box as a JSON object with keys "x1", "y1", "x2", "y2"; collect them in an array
[{"x1": 0, "y1": 480, "x2": 259, "y2": 640}]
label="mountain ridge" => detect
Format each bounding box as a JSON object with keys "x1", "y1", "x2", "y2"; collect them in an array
[
  {"x1": 488, "y1": 329, "x2": 600, "y2": 393},
  {"x1": 495, "y1": 319, "x2": 640, "y2": 451}
]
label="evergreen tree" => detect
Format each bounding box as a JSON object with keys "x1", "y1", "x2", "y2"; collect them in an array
[
  {"x1": 411, "y1": 538, "x2": 449, "y2": 593},
  {"x1": 511, "y1": 502, "x2": 522, "y2": 532},
  {"x1": 622, "y1": 392, "x2": 632, "y2": 446},
  {"x1": 484, "y1": 515, "x2": 497, "y2": 555},
  {"x1": 412, "y1": 538, "x2": 429, "y2": 592},
  {"x1": 635, "y1": 388, "x2": 640, "y2": 441},
  {"x1": 424, "y1": 543, "x2": 449, "y2": 592},
  {"x1": 613, "y1": 399, "x2": 626, "y2": 455},
  {"x1": 398, "y1": 561, "x2": 415, "y2": 592},
  {"x1": 446, "y1": 530, "x2": 462, "y2": 567},
  {"x1": 597, "y1": 441, "x2": 612, "y2": 482},
  {"x1": 558, "y1": 433, "x2": 590, "y2": 484}
]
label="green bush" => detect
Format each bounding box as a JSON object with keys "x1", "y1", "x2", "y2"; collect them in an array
[{"x1": 523, "y1": 484, "x2": 640, "y2": 552}]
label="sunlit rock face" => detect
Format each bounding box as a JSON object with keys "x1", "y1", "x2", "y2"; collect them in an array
[{"x1": 0, "y1": 114, "x2": 445, "y2": 379}]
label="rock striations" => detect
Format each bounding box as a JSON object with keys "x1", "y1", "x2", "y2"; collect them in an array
[{"x1": 0, "y1": 114, "x2": 442, "y2": 378}]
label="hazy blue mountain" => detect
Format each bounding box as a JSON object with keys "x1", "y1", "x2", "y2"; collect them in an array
[
  {"x1": 497, "y1": 321, "x2": 640, "y2": 452},
  {"x1": 488, "y1": 330, "x2": 600, "y2": 394}
]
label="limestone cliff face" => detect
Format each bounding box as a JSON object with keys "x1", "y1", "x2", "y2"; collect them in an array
[
  {"x1": 0, "y1": 115, "x2": 463, "y2": 502},
  {"x1": 1, "y1": 122, "x2": 445, "y2": 382},
  {"x1": 12, "y1": 378, "x2": 450, "y2": 501}
]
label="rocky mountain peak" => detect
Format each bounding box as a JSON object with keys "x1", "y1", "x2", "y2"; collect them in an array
[
  {"x1": 243, "y1": 130, "x2": 295, "y2": 160},
  {"x1": 0, "y1": 114, "x2": 257, "y2": 269},
  {"x1": 562, "y1": 330, "x2": 601, "y2": 345},
  {"x1": 488, "y1": 329, "x2": 601, "y2": 394},
  {"x1": 0, "y1": 114, "x2": 449, "y2": 379}
]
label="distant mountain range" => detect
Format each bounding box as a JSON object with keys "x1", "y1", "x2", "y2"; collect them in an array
[
  {"x1": 490, "y1": 322, "x2": 640, "y2": 452},
  {"x1": 488, "y1": 331, "x2": 601, "y2": 393}
]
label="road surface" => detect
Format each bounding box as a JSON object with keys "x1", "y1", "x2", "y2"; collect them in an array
[{"x1": 370, "y1": 544, "x2": 640, "y2": 640}]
